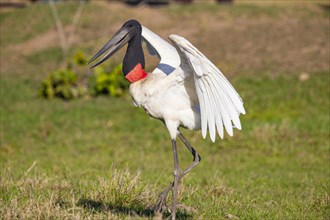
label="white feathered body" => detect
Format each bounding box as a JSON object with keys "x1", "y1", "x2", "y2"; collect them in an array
[
  {"x1": 129, "y1": 68, "x2": 201, "y2": 139},
  {"x1": 130, "y1": 28, "x2": 246, "y2": 142}
]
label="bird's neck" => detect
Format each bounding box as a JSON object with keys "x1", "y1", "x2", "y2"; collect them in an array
[{"x1": 123, "y1": 35, "x2": 147, "y2": 83}]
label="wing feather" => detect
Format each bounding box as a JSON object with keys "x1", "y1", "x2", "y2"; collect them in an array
[
  {"x1": 207, "y1": 72, "x2": 241, "y2": 130},
  {"x1": 202, "y1": 79, "x2": 216, "y2": 141},
  {"x1": 207, "y1": 77, "x2": 225, "y2": 139},
  {"x1": 169, "y1": 34, "x2": 245, "y2": 141},
  {"x1": 205, "y1": 74, "x2": 233, "y2": 137},
  {"x1": 195, "y1": 75, "x2": 208, "y2": 139}
]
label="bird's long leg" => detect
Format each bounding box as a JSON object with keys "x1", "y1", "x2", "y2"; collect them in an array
[
  {"x1": 172, "y1": 139, "x2": 181, "y2": 220},
  {"x1": 178, "y1": 131, "x2": 201, "y2": 177},
  {"x1": 154, "y1": 132, "x2": 201, "y2": 215},
  {"x1": 154, "y1": 139, "x2": 181, "y2": 216}
]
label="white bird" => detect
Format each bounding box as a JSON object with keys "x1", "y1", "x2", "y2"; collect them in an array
[{"x1": 89, "y1": 19, "x2": 245, "y2": 220}]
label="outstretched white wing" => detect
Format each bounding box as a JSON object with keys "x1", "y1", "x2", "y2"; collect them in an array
[
  {"x1": 169, "y1": 34, "x2": 246, "y2": 142},
  {"x1": 141, "y1": 26, "x2": 180, "y2": 75}
]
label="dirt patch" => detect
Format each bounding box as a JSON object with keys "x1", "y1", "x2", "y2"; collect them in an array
[{"x1": 11, "y1": 28, "x2": 60, "y2": 55}]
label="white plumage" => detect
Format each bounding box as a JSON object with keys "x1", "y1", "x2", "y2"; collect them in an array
[{"x1": 134, "y1": 27, "x2": 245, "y2": 142}]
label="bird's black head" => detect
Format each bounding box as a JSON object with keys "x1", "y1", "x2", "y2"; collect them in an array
[
  {"x1": 88, "y1": 19, "x2": 143, "y2": 69},
  {"x1": 122, "y1": 19, "x2": 142, "y2": 38}
]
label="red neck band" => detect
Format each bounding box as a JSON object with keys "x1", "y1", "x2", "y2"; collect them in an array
[{"x1": 125, "y1": 63, "x2": 148, "y2": 83}]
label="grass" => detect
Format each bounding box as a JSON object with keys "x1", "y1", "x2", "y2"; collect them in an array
[{"x1": 1, "y1": 1, "x2": 329, "y2": 219}]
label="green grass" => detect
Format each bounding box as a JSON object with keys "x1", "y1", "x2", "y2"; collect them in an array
[
  {"x1": 1, "y1": 1, "x2": 329, "y2": 219},
  {"x1": 1, "y1": 72, "x2": 329, "y2": 219}
]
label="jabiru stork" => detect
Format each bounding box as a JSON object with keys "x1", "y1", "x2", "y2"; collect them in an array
[{"x1": 88, "y1": 19, "x2": 245, "y2": 219}]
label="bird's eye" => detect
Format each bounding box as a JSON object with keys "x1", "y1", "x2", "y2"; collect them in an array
[{"x1": 128, "y1": 24, "x2": 133, "y2": 27}]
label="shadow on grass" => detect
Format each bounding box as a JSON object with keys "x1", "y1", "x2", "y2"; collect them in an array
[{"x1": 77, "y1": 198, "x2": 193, "y2": 219}]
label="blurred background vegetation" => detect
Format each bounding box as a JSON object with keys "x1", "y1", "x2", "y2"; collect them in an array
[{"x1": 0, "y1": 0, "x2": 329, "y2": 219}]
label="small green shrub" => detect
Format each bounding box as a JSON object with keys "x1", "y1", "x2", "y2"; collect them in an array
[
  {"x1": 40, "y1": 68, "x2": 87, "y2": 100},
  {"x1": 40, "y1": 51, "x2": 129, "y2": 100},
  {"x1": 89, "y1": 64, "x2": 130, "y2": 97}
]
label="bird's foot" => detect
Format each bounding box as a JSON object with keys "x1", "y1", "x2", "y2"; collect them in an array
[
  {"x1": 154, "y1": 193, "x2": 167, "y2": 213},
  {"x1": 154, "y1": 182, "x2": 173, "y2": 213}
]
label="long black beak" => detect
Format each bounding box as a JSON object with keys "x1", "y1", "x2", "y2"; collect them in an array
[{"x1": 88, "y1": 27, "x2": 131, "y2": 68}]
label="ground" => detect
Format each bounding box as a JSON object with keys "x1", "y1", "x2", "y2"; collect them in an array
[{"x1": 0, "y1": 1, "x2": 329, "y2": 219}]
